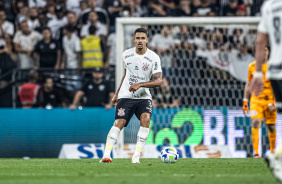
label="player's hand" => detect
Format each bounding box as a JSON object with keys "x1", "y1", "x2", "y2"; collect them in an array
[
  {"x1": 69, "y1": 104, "x2": 76, "y2": 110},
  {"x1": 111, "y1": 94, "x2": 118, "y2": 106},
  {"x1": 242, "y1": 100, "x2": 249, "y2": 117},
  {"x1": 249, "y1": 76, "x2": 264, "y2": 96},
  {"x1": 268, "y1": 103, "x2": 277, "y2": 112},
  {"x1": 129, "y1": 83, "x2": 141, "y2": 93}
]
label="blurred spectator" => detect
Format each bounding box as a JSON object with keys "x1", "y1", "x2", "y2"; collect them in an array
[
  {"x1": 229, "y1": 28, "x2": 245, "y2": 48},
  {"x1": 87, "y1": 0, "x2": 110, "y2": 26},
  {"x1": 15, "y1": 6, "x2": 29, "y2": 28},
  {"x1": 236, "y1": 4, "x2": 246, "y2": 16},
  {"x1": 81, "y1": 26, "x2": 104, "y2": 68},
  {"x1": 124, "y1": 0, "x2": 143, "y2": 17},
  {"x1": 0, "y1": 34, "x2": 17, "y2": 78},
  {"x1": 135, "y1": 0, "x2": 148, "y2": 17},
  {"x1": 62, "y1": 24, "x2": 81, "y2": 69},
  {"x1": 212, "y1": 29, "x2": 226, "y2": 49},
  {"x1": 66, "y1": 11, "x2": 80, "y2": 36},
  {"x1": 105, "y1": 32, "x2": 116, "y2": 68},
  {"x1": 252, "y1": 0, "x2": 264, "y2": 16},
  {"x1": 243, "y1": 0, "x2": 252, "y2": 16},
  {"x1": 157, "y1": 0, "x2": 176, "y2": 14},
  {"x1": 149, "y1": 0, "x2": 167, "y2": 17},
  {"x1": 13, "y1": 20, "x2": 42, "y2": 69},
  {"x1": 16, "y1": 70, "x2": 41, "y2": 108},
  {"x1": 13, "y1": 1, "x2": 25, "y2": 17},
  {"x1": 245, "y1": 29, "x2": 256, "y2": 52},
  {"x1": 172, "y1": 0, "x2": 192, "y2": 17},
  {"x1": 28, "y1": 7, "x2": 40, "y2": 31},
  {"x1": 46, "y1": 3, "x2": 57, "y2": 22},
  {"x1": 103, "y1": 0, "x2": 123, "y2": 32},
  {"x1": 0, "y1": 9, "x2": 14, "y2": 48},
  {"x1": 78, "y1": 1, "x2": 91, "y2": 26},
  {"x1": 174, "y1": 25, "x2": 195, "y2": 49},
  {"x1": 69, "y1": 67, "x2": 114, "y2": 110},
  {"x1": 28, "y1": 0, "x2": 46, "y2": 9},
  {"x1": 80, "y1": 11, "x2": 107, "y2": 38},
  {"x1": 39, "y1": 77, "x2": 65, "y2": 108},
  {"x1": 222, "y1": 0, "x2": 238, "y2": 16},
  {"x1": 34, "y1": 13, "x2": 48, "y2": 34},
  {"x1": 47, "y1": 5, "x2": 67, "y2": 40},
  {"x1": 149, "y1": 25, "x2": 174, "y2": 76},
  {"x1": 34, "y1": 27, "x2": 61, "y2": 69},
  {"x1": 151, "y1": 77, "x2": 179, "y2": 109},
  {"x1": 0, "y1": 0, "x2": 16, "y2": 23},
  {"x1": 192, "y1": 0, "x2": 217, "y2": 16},
  {"x1": 66, "y1": 0, "x2": 81, "y2": 15}
]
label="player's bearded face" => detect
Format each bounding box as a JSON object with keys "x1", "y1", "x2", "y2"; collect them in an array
[{"x1": 133, "y1": 32, "x2": 148, "y2": 51}]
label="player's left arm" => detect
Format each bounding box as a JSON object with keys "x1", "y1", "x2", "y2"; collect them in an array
[{"x1": 129, "y1": 72, "x2": 162, "y2": 92}]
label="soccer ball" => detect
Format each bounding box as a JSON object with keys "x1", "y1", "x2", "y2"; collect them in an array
[{"x1": 160, "y1": 147, "x2": 179, "y2": 163}]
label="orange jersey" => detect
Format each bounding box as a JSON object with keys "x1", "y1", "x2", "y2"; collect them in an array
[{"x1": 248, "y1": 61, "x2": 275, "y2": 101}]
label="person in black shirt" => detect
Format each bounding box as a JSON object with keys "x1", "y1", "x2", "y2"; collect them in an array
[
  {"x1": 39, "y1": 77, "x2": 65, "y2": 108},
  {"x1": 34, "y1": 27, "x2": 61, "y2": 69},
  {"x1": 69, "y1": 67, "x2": 114, "y2": 110},
  {"x1": 222, "y1": 0, "x2": 238, "y2": 16}
]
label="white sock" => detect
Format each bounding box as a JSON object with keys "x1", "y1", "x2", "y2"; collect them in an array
[
  {"x1": 104, "y1": 126, "x2": 121, "y2": 157},
  {"x1": 134, "y1": 126, "x2": 150, "y2": 156}
]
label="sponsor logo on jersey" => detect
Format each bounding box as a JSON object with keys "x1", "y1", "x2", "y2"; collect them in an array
[
  {"x1": 125, "y1": 54, "x2": 134, "y2": 59},
  {"x1": 144, "y1": 56, "x2": 152, "y2": 62},
  {"x1": 130, "y1": 75, "x2": 145, "y2": 80},
  {"x1": 118, "y1": 108, "x2": 125, "y2": 116},
  {"x1": 135, "y1": 66, "x2": 139, "y2": 70},
  {"x1": 142, "y1": 63, "x2": 149, "y2": 71},
  {"x1": 127, "y1": 63, "x2": 132, "y2": 65}
]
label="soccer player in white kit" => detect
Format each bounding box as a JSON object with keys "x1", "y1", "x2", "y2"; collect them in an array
[
  {"x1": 249, "y1": 0, "x2": 282, "y2": 181},
  {"x1": 100, "y1": 28, "x2": 162, "y2": 163}
]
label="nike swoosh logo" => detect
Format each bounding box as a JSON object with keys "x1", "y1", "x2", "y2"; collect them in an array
[{"x1": 127, "y1": 63, "x2": 132, "y2": 65}]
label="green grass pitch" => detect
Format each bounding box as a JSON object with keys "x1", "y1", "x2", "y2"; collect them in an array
[{"x1": 0, "y1": 158, "x2": 280, "y2": 184}]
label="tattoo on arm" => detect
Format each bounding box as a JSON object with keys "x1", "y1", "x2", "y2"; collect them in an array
[{"x1": 153, "y1": 72, "x2": 162, "y2": 80}]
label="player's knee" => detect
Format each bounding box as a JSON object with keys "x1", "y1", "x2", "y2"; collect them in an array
[
  {"x1": 267, "y1": 124, "x2": 276, "y2": 132},
  {"x1": 140, "y1": 114, "x2": 150, "y2": 127},
  {"x1": 252, "y1": 119, "x2": 261, "y2": 128},
  {"x1": 114, "y1": 119, "x2": 126, "y2": 130}
]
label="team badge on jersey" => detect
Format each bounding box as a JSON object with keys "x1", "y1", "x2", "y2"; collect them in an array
[
  {"x1": 118, "y1": 108, "x2": 125, "y2": 116},
  {"x1": 142, "y1": 63, "x2": 149, "y2": 71}
]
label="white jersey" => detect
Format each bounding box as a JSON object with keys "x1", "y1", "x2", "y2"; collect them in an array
[
  {"x1": 118, "y1": 47, "x2": 162, "y2": 100},
  {"x1": 258, "y1": 0, "x2": 282, "y2": 79}
]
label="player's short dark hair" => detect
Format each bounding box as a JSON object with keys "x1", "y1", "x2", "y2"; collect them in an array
[
  {"x1": 134, "y1": 28, "x2": 148, "y2": 37},
  {"x1": 89, "y1": 26, "x2": 96, "y2": 35}
]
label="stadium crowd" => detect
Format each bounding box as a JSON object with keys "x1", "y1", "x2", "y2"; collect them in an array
[{"x1": 0, "y1": 0, "x2": 264, "y2": 108}]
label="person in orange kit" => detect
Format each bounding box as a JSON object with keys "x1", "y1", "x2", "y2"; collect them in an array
[{"x1": 243, "y1": 46, "x2": 276, "y2": 158}]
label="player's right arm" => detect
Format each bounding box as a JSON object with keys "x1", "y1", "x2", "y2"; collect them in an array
[{"x1": 112, "y1": 69, "x2": 126, "y2": 106}]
